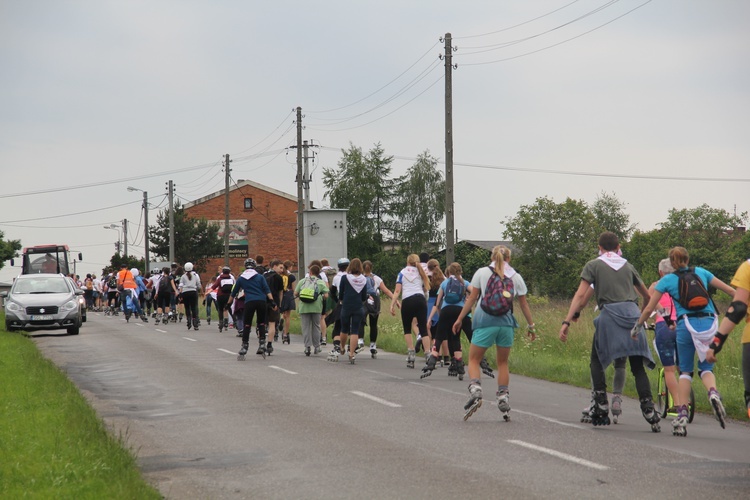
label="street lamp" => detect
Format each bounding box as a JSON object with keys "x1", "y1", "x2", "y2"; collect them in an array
[
  {"x1": 103, "y1": 224, "x2": 122, "y2": 253},
  {"x1": 127, "y1": 186, "x2": 149, "y2": 273}
]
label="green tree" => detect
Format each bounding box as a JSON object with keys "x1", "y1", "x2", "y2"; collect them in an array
[
  {"x1": 148, "y1": 201, "x2": 223, "y2": 273},
  {"x1": 389, "y1": 150, "x2": 445, "y2": 253},
  {"x1": 658, "y1": 204, "x2": 747, "y2": 282},
  {"x1": 0, "y1": 230, "x2": 21, "y2": 271},
  {"x1": 503, "y1": 196, "x2": 601, "y2": 297},
  {"x1": 591, "y1": 191, "x2": 636, "y2": 241},
  {"x1": 621, "y1": 229, "x2": 669, "y2": 285},
  {"x1": 322, "y1": 142, "x2": 395, "y2": 256}
]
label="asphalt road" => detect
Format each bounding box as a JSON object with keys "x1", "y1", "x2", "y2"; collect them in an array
[{"x1": 33, "y1": 313, "x2": 750, "y2": 499}]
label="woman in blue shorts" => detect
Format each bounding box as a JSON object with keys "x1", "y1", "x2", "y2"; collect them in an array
[
  {"x1": 452, "y1": 245, "x2": 535, "y2": 421},
  {"x1": 636, "y1": 247, "x2": 735, "y2": 435}
]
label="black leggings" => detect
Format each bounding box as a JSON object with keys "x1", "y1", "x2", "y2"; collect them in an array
[
  {"x1": 590, "y1": 342, "x2": 652, "y2": 399},
  {"x1": 360, "y1": 313, "x2": 380, "y2": 343},
  {"x1": 242, "y1": 300, "x2": 267, "y2": 343},
  {"x1": 182, "y1": 290, "x2": 198, "y2": 322},
  {"x1": 435, "y1": 305, "x2": 463, "y2": 355},
  {"x1": 401, "y1": 294, "x2": 427, "y2": 337},
  {"x1": 216, "y1": 295, "x2": 230, "y2": 318}
]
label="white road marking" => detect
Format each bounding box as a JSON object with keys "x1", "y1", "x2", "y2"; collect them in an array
[
  {"x1": 155, "y1": 329, "x2": 167, "y2": 333},
  {"x1": 350, "y1": 391, "x2": 401, "y2": 408},
  {"x1": 182, "y1": 337, "x2": 197, "y2": 342},
  {"x1": 134, "y1": 323, "x2": 143, "y2": 327},
  {"x1": 410, "y1": 382, "x2": 585, "y2": 429},
  {"x1": 269, "y1": 365, "x2": 298, "y2": 375},
  {"x1": 364, "y1": 369, "x2": 404, "y2": 380},
  {"x1": 217, "y1": 348, "x2": 236, "y2": 355},
  {"x1": 507, "y1": 440, "x2": 609, "y2": 470},
  {"x1": 511, "y1": 409, "x2": 585, "y2": 429}
]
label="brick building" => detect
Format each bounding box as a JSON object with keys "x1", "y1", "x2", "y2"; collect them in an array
[{"x1": 183, "y1": 179, "x2": 300, "y2": 286}]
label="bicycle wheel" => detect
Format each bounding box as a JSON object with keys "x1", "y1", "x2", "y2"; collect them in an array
[
  {"x1": 655, "y1": 368, "x2": 669, "y2": 418},
  {"x1": 688, "y1": 386, "x2": 696, "y2": 423}
]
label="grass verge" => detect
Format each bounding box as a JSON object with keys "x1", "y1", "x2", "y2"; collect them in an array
[{"x1": 0, "y1": 311, "x2": 161, "y2": 499}]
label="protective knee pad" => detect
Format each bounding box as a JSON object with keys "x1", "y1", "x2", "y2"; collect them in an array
[
  {"x1": 679, "y1": 373, "x2": 693, "y2": 382},
  {"x1": 726, "y1": 300, "x2": 748, "y2": 324}
]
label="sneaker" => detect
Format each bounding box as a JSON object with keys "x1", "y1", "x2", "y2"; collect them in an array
[
  {"x1": 355, "y1": 341, "x2": 365, "y2": 354},
  {"x1": 313, "y1": 346, "x2": 322, "y2": 355},
  {"x1": 305, "y1": 346, "x2": 311, "y2": 356}
]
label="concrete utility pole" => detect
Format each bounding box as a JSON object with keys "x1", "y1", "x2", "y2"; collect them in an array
[
  {"x1": 224, "y1": 154, "x2": 231, "y2": 267},
  {"x1": 443, "y1": 32, "x2": 456, "y2": 264},
  {"x1": 168, "y1": 180, "x2": 175, "y2": 263},
  {"x1": 296, "y1": 107, "x2": 305, "y2": 270},
  {"x1": 143, "y1": 191, "x2": 149, "y2": 271},
  {"x1": 123, "y1": 218, "x2": 129, "y2": 258}
]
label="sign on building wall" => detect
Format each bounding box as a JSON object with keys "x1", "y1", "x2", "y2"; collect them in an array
[{"x1": 211, "y1": 220, "x2": 249, "y2": 258}]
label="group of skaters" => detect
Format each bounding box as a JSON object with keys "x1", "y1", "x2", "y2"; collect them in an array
[
  {"x1": 92, "y1": 233, "x2": 750, "y2": 431},
  {"x1": 560, "y1": 231, "x2": 748, "y2": 436},
  {"x1": 241, "y1": 247, "x2": 537, "y2": 424}
]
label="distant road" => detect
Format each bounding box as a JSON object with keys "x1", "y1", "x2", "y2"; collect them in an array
[{"x1": 34, "y1": 314, "x2": 750, "y2": 499}]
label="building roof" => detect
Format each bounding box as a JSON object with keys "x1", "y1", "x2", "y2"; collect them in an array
[
  {"x1": 183, "y1": 179, "x2": 297, "y2": 209},
  {"x1": 459, "y1": 240, "x2": 520, "y2": 254}
]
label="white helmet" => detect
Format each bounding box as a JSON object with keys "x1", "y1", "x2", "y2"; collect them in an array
[
  {"x1": 130, "y1": 268, "x2": 140, "y2": 277},
  {"x1": 184, "y1": 262, "x2": 194, "y2": 272}
]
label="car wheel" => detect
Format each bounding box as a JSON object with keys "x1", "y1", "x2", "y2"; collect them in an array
[
  {"x1": 67, "y1": 323, "x2": 80, "y2": 335},
  {"x1": 5, "y1": 321, "x2": 15, "y2": 332}
]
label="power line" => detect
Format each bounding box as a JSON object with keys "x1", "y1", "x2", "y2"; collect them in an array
[
  {"x1": 306, "y1": 61, "x2": 442, "y2": 126},
  {"x1": 459, "y1": 0, "x2": 620, "y2": 53},
  {"x1": 0, "y1": 221, "x2": 120, "y2": 229},
  {"x1": 455, "y1": 0, "x2": 583, "y2": 39},
  {"x1": 0, "y1": 162, "x2": 217, "y2": 199},
  {"x1": 308, "y1": 41, "x2": 440, "y2": 114},
  {"x1": 306, "y1": 74, "x2": 444, "y2": 133},
  {"x1": 461, "y1": 0, "x2": 653, "y2": 66},
  {"x1": 0, "y1": 200, "x2": 142, "y2": 224},
  {"x1": 316, "y1": 146, "x2": 750, "y2": 183},
  {"x1": 231, "y1": 110, "x2": 295, "y2": 156}
]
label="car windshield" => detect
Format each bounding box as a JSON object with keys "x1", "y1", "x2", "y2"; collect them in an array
[{"x1": 12, "y1": 277, "x2": 71, "y2": 294}]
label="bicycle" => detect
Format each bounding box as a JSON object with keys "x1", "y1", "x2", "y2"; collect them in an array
[{"x1": 649, "y1": 322, "x2": 695, "y2": 423}]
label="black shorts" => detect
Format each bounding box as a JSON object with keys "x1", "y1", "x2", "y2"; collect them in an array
[{"x1": 266, "y1": 304, "x2": 280, "y2": 323}]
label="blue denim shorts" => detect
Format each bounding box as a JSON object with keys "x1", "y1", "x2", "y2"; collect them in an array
[{"x1": 654, "y1": 321, "x2": 677, "y2": 367}]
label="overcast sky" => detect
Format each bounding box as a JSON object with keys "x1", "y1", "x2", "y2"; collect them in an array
[{"x1": 1, "y1": 0, "x2": 748, "y2": 282}]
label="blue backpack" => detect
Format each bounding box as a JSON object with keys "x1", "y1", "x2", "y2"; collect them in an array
[{"x1": 443, "y1": 277, "x2": 466, "y2": 304}]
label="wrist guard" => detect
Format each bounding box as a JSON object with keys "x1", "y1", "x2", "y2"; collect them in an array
[{"x1": 709, "y1": 333, "x2": 729, "y2": 355}]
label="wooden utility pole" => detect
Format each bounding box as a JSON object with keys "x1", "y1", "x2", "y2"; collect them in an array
[
  {"x1": 295, "y1": 107, "x2": 305, "y2": 270},
  {"x1": 224, "y1": 154, "x2": 231, "y2": 267},
  {"x1": 443, "y1": 33, "x2": 456, "y2": 264}
]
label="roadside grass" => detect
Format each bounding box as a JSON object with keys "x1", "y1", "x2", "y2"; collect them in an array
[{"x1": 0, "y1": 311, "x2": 161, "y2": 499}]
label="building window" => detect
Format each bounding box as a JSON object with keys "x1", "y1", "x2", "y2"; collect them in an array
[{"x1": 244, "y1": 198, "x2": 253, "y2": 210}]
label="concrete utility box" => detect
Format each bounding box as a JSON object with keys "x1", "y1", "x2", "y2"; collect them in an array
[{"x1": 302, "y1": 209, "x2": 348, "y2": 266}]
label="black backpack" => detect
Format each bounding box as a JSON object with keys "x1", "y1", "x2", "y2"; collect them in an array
[
  {"x1": 107, "y1": 275, "x2": 117, "y2": 289},
  {"x1": 159, "y1": 275, "x2": 172, "y2": 294},
  {"x1": 675, "y1": 267, "x2": 711, "y2": 311}
]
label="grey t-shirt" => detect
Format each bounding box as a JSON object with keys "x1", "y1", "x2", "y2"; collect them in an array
[{"x1": 581, "y1": 259, "x2": 643, "y2": 307}]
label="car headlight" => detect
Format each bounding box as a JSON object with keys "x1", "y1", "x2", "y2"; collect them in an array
[
  {"x1": 6, "y1": 301, "x2": 22, "y2": 312},
  {"x1": 62, "y1": 299, "x2": 79, "y2": 311}
]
